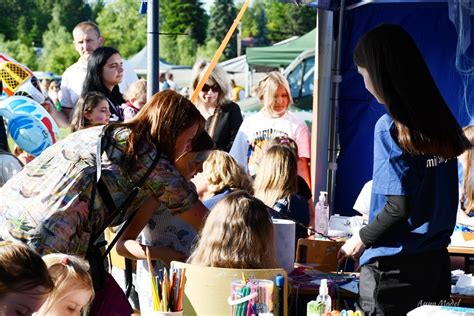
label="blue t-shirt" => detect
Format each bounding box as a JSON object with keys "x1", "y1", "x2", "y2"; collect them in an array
[{"x1": 360, "y1": 114, "x2": 458, "y2": 265}]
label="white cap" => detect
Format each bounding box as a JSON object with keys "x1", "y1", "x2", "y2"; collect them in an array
[{"x1": 319, "y1": 279, "x2": 328, "y2": 295}]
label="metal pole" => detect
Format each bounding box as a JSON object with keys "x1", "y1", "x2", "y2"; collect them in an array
[
  {"x1": 311, "y1": 9, "x2": 334, "y2": 216},
  {"x1": 327, "y1": 0, "x2": 346, "y2": 210},
  {"x1": 147, "y1": 0, "x2": 159, "y2": 99},
  {"x1": 237, "y1": 22, "x2": 242, "y2": 57}
]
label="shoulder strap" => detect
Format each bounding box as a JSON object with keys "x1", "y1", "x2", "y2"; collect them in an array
[{"x1": 90, "y1": 125, "x2": 161, "y2": 245}]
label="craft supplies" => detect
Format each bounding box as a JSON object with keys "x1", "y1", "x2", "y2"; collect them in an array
[
  {"x1": 228, "y1": 278, "x2": 274, "y2": 315},
  {"x1": 146, "y1": 247, "x2": 186, "y2": 313}
]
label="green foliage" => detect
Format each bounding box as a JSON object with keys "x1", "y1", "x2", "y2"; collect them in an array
[
  {"x1": 254, "y1": 3, "x2": 270, "y2": 46},
  {"x1": 160, "y1": 0, "x2": 208, "y2": 45},
  {"x1": 35, "y1": 0, "x2": 93, "y2": 33},
  {"x1": 96, "y1": 0, "x2": 147, "y2": 58},
  {"x1": 0, "y1": 35, "x2": 38, "y2": 70},
  {"x1": 209, "y1": 0, "x2": 238, "y2": 59},
  {"x1": 0, "y1": 0, "x2": 42, "y2": 45},
  {"x1": 238, "y1": 3, "x2": 257, "y2": 38},
  {"x1": 176, "y1": 36, "x2": 198, "y2": 66},
  {"x1": 39, "y1": 5, "x2": 78, "y2": 74},
  {"x1": 263, "y1": 0, "x2": 316, "y2": 43},
  {"x1": 196, "y1": 39, "x2": 222, "y2": 62}
]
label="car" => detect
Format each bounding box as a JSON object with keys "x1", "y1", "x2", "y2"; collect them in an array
[{"x1": 238, "y1": 48, "x2": 315, "y2": 128}]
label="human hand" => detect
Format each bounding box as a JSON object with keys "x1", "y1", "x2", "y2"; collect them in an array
[
  {"x1": 337, "y1": 233, "x2": 366, "y2": 268},
  {"x1": 41, "y1": 100, "x2": 53, "y2": 113}
]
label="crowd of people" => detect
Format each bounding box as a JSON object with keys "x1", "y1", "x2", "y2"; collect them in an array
[{"x1": 0, "y1": 20, "x2": 472, "y2": 316}]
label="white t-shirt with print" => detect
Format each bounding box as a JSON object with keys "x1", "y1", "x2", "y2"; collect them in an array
[{"x1": 229, "y1": 110, "x2": 310, "y2": 175}]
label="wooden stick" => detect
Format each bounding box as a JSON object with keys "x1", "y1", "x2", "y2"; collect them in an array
[{"x1": 190, "y1": 0, "x2": 251, "y2": 103}]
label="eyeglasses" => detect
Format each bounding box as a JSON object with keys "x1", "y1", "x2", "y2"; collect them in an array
[{"x1": 201, "y1": 84, "x2": 221, "y2": 93}]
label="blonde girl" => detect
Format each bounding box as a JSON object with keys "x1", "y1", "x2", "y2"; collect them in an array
[
  {"x1": 230, "y1": 71, "x2": 311, "y2": 186},
  {"x1": 70, "y1": 91, "x2": 111, "y2": 132},
  {"x1": 188, "y1": 190, "x2": 277, "y2": 269},
  {"x1": 191, "y1": 60, "x2": 243, "y2": 152},
  {"x1": 0, "y1": 242, "x2": 54, "y2": 316},
  {"x1": 193, "y1": 150, "x2": 253, "y2": 209},
  {"x1": 36, "y1": 254, "x2": 94, "y2": 316},
  {"x1": 122, "y1": 79, "x2": 147, "y2": 121},
  {"x1": 254, "y1": 145, "x2": 310, "y2": 243}
]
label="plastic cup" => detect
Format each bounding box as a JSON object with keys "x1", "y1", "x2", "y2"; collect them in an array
[{"x1": 153, "y1": 311, "x2": 183, "y2": 316}]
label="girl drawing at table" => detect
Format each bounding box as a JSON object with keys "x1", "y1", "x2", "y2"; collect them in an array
[
  {"x1": 188, "y1": 190, "x2": 277, "y2": 269},
  {"x1": 337, "y1": 24, "x2": 471, "y2": 314}
]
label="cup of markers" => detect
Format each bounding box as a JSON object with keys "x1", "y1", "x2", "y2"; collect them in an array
[
  {"x1": 228, "y1": 279, "x2": 274, "y2": 316},
  {"x1": 146, "y1": 247, "x2": 185, "y2": 314}
]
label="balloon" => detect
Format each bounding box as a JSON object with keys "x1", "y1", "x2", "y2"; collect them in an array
[
  {"x1": 0, "y1": 96, "x2": 60, "y2": 156},
  {"x1": 0, "y1": 150, "x2": 23, "y2": 187},
  {"x1": 0, "y1": 53, "x2": 45, "y2": 104}
]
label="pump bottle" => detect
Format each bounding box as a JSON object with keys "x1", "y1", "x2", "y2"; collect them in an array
[
  {"x1": 307, "y1": 279, "x2": 332, "y2": 316},
  {"x1": 315, "y1": 191, "x2": 329, "y2": 236}
]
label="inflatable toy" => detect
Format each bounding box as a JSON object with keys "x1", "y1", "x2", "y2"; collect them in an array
[
  {"x1": 0, "y1": 150, "x2": 23, "y2": 187},
  {"x1": 0, "y1": 96, "x2": 60, "y2": 156},
  {"x1": 0, "y1": 53, "x2": 45, "y2": 104}
]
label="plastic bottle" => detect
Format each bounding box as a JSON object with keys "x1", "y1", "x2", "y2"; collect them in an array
[
  {"x1": 315, "y1": 191, "x2": 330, "y2": 236},
  {"x1": 315, "y1": 279, "x2": 332, "y2": 315},
  {"x1": 307, "y1": 279, "x2": 332, "y2": 316}
]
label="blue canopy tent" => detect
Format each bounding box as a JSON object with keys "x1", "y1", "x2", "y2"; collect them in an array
[{"x1": 305, "y1": 0, "x2": 473, "y2": 216}]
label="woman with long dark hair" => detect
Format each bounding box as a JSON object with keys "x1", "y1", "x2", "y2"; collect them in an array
[
  {"x1": 337, "y1": 24, "x2": 471, "y2": 314},
  {"x1": 82, "y1": 46, "x2": 125, "y2": 121}
]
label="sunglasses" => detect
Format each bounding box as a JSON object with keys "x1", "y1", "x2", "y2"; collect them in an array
[{"x1": 201, "y1": 84, "x2": 221, "y2": 93}]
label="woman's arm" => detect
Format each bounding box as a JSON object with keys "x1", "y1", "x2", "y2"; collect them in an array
[
  {"x1": 116, "y1": 197, "x2": 208, "y2": 265},
  {"x1": 297, "y1": 157, "x2": 311, "y2": 188},
  {"x1": 116, "y1": 196, "x2": 185, "y2": 264}
]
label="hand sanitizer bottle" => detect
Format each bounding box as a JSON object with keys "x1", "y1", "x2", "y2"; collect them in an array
[
  {"x1": 307, "y1": 279, "x2": 332, "y2": 316},
  {"x1": 315, "y1": 191, "x2": 329, "y2": 236}
]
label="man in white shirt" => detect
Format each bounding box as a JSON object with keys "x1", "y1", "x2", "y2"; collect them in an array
[{"x1": 60, "y1": 21, "x2": 138, "y2": 120}]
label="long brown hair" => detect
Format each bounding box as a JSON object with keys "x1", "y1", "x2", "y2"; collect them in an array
[
  {"x1": 116, "y1": 90, "x2": 205, "y2": 168},
  {"x1": 461, "y1": 126, "x2": 474, "y2": 213},
  {"x1": 354, "y1": 24, "x2": 470, "y2": 158},
  {"x1": 188, "y1": 191, "x2": 277, "y2": 269},
  {"x1": 0, "y1": 242, "x2": 54, "y2": 298}
]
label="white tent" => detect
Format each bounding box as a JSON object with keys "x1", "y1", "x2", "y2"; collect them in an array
[{"x1": 127, "y1": 46, "x2": 190, "y2": 75}]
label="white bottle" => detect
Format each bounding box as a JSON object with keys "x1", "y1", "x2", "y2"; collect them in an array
[
  {"x1": 315, "y1": 279, "x2": 332, "y2": 315},
  {"x1": 315, "y1": 191, "x2": 329, "y2": 236}
]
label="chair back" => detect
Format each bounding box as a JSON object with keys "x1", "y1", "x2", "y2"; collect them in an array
[
  {"x1": 171, "y1": 261, "x2": 288, "y2": 316},
  {"x1": 295, "y1": 237, "x2": 344, "y2": 272}
]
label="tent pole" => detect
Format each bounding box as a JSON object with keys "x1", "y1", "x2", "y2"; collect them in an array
[
  {"x1": 147, "y1": 0, "x2": 159, "y2": 98},
  {"x1": 311, "y1": 9, "x2": 334, "y2": 215},
  {"x1": 327, "y1": 0, "x2": 346, "y2": 211}
]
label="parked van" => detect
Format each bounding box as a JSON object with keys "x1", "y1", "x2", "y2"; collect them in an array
[{"x1": 238, "y1": 48, "x2": 315, "y2": 126}]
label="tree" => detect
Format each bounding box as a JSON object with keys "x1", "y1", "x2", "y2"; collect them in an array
[
  {"x1": 35, "y1": 0, "x2": 93, "y2": 33},
  {"x1": 0, "y1": 0, "x2": 41, "y2": 44},
  {"x1": 160, "y1": 0, "x2": 208, "y2": 45},
  {"x1": 196, "y1": 39, "x2": 221, "y2": 61},
  {"x1": 263, "y1": 0, "x2": 316, "y2": 43},
  {"x1": 209, "y1": 0, "x2": 238, "y2": 59},
  {"x1": 159, "y1": 0, "x2": 208, "y2": 65},
  {"x1": 96, "y1": 0, "x2": 147, "y2": 58},
  {"x1": 0, "y1": 35, "x2": 38, "y2": 70},
  {"x1": 254, "y1": 3, "x2": 270, "y2": 46},
  {"x1": 39, "y1": 5, "x2": 78, "y2": 74}
]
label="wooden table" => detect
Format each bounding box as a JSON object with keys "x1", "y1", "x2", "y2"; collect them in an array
[{"x1": 448, "y1": 245, "x2": 474, "y2": 272}]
